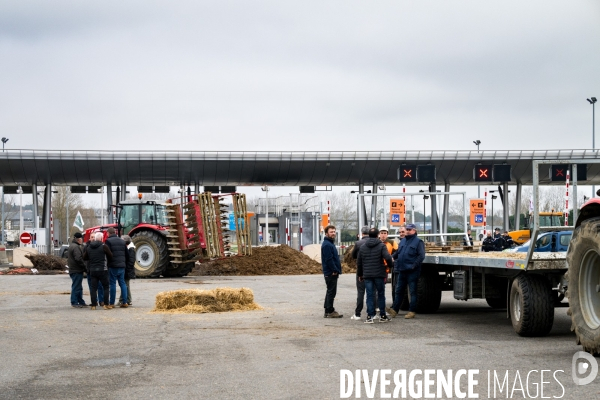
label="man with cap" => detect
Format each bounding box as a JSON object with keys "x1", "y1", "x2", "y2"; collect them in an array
[
  {"x1": 350, "y1": 226, "x2": 375, "y2": 320},
  {"x1": 379, "y1": 226, "x2": 398, "y2": 301},
  {"x1": 67, "y1": 232, "x2": 87, "y2": 308},
  {"x1": 493, "y1": 227, "x2": 505, "y2": 251},
  {"x1": 388, "y1": 223, "x2": 425, "y2": 319}
]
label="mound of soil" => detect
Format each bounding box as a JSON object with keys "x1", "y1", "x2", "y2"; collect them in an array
[
  {"x1": 25, "y1": 254, "x2": 67, "y2": 271},
  {"x1": 191, "y1": 244, "x2": 324, "y2": 276},
  {"x1": 342, "y1": 245, "x2": 357, "y2": 274}
]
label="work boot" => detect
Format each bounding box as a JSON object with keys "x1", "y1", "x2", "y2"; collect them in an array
[
  {"x1": 107, "y1": 305, "x2": 115, "y2": 309},
  {"x1": 90, "y1": 306, "x2": 96, "y2": 310},
  {"x1": 120, "y1": 303, "x2": 129, "y2": 308},
  {"x1": 324, "y1": 311, "x2": 343, "y2": 318},
  {"x1": 386, "y1": 308, "x2": 397, "y2": 318},
  {"x1": 404, "y1": 312, "x2": 416, "y2": 319},
  {"x1": 103, "y1": 305, "x2": 110, "y2": 310}
]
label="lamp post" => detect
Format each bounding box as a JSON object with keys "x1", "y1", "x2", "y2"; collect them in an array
[
  {"x1": 261, "y1": 186, "x2": 269, "y2": 245},
  {"x1": 491, "y1": 194, "x2": 497, "y2": 231},
  {"x1": 17, "y1": 186, "x2": 23, "y2": 247},
  {"x1": 588, "y1": 97, "x2": 597, "y2": 197},
  {"x1": 1, "y1": 137, "x2": 7, "y2": 245},
  {"x1": 473, "y1": 140, "x2": 481, "y2": 198}
]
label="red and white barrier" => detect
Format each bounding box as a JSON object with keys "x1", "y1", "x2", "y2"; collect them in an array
[{"x1": 565, "y1": 169, "x2": 570, "y2": 226}]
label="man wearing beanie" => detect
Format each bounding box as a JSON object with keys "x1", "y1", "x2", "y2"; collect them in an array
[{"x1": 67, "y1": 232, "x2": 87, "y2": 308}]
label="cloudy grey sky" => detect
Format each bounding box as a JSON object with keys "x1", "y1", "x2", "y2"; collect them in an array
[{"x1": 1, "y1": 1, "x2": 599, "y2": 152}]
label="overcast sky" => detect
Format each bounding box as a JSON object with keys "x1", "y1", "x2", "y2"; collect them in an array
[{"x1": 1, "y1": 1, "x2": 599, "y2": 153}]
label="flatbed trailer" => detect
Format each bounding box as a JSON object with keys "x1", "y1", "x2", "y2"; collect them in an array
[{"x1": 393, "y1": 248, "x2": 569, "y2": 337}]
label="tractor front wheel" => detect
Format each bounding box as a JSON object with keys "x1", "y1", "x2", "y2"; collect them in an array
[{"x1": 132, "y1": 231, "x2": 170, "y2": 278}]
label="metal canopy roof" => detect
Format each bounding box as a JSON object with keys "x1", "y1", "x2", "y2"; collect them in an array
[{"x1": 0, "y1": 149, "x2": 598, "y2": 186}]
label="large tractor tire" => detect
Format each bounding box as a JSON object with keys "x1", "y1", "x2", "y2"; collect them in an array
[
  {"x1": 509, "y1": 274, "x2": 554, "y2": 337},
  {"x1": 162, "y1": 262, "x2": 196, "y2": 278},
  {"x1": 566, "y1": 217, "x2": 600, "y2": 354},
  {"x1": 132, "y1": 231, "x2": 170, "y2": 278},
  {"x1": 396, "y1": 268, "x2": 442, "y2": 313}
]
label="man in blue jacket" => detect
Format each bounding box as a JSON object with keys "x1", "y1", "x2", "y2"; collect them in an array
[
  {"x1": 321, "y1": 225, "x2": 343, "y2": 318},
  {"x1": 388, "y1": 223, "x2": 425, "y2": 319}
]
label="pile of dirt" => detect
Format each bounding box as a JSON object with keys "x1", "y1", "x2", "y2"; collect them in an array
[
  {"x1": 342, "y1": 245, "x2": 357, "y2": 274},
  {"x1": 152, "y1": 287, "x2": 261, "y2": 314},
  {"x1": 191, "y1": 244, "x2": 324, "y2": 276},
  {"x1": 25, "y1": 254, "x2": 67, "y2": 271}
]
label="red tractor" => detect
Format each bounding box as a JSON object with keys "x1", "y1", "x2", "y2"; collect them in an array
[{"x1": 83, "y1": 193, "x2": 251, "y2": 278}]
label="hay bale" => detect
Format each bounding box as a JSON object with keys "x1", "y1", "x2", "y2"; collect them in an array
[{"x1": 153, "y1": 287, "x2": 262, "y2": 314}]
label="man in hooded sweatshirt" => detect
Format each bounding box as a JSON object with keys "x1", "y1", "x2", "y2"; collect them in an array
[
  {"x1": 357, "y1": 228, "x2": 393, "y2": 324},
  {"x1": 388, "y1": 223, "x2": 425, "y2": 319},
  {"x1": 119, "y1": 235, "x2": 136, "y2": 306},
  {"x1": 321, "y1": 225, "x2": 343, "y2": 318}
]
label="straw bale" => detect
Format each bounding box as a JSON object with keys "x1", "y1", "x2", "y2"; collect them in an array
[{"x1": 153, "y1": 287, "x2": 261, "y2": 314}]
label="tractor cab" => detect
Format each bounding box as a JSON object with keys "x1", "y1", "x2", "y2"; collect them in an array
[{"x1": 117, "y1": 200, "x2": 169, "y2": 236}]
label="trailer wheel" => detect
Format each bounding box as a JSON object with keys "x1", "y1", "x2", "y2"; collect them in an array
[
  {"x1": 486, "y1": 279, "x2": 508, "y2": 309},
  {"x1": 132, "y1": 231, "x2": 170, "y2": 278},
  {"x1": 566, "y1": 217, "x2": 600, "y2": 354},
  {"x1": 509, "y1": 274, "x2": 554, "y2": 337},
  {"x1": 163, "y1": 262, "x2": 196, "y2": 277}
]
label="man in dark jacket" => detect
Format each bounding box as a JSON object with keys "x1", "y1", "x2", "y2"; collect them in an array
[
  {"x1": 321, "y1": 225, "x2": 342, "y2": 318},
  {"x1": 388, "y1": 224, "x2": 425, "y2": 319},
  {"x1": 83, "y1": 232, "x2": 113, "y2": 309},
  {"x1": 105, "y1": 227, "x2": 129, "y2": 308},
  {"x1": 502, "y1": 231, "x2": 514, "y2": 249},
  {"x1": 67, "y1": 232, "x2": 87, "y2": 308},
  {"x1": 357, "y1": 228, "x2": 393, "y2": 323},
  {"x1": 350, "y1": 226, "x2": 374, "y2": 320},
  {"x1": 493, "y1": 228, "x2": 505, "y2": 251},
  {"x1": 482, "y1": 232, "x2": 496, "y2": 252},
  {"x1": 119, "y1": 235, "x2": 136, "y2": 306}
]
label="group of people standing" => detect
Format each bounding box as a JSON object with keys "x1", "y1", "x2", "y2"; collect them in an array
[
  {"x1": 67, "y1": 227, "x2": 136, "y2": 310},
  {"x1": 482, "y1": 227, "x2": 514, "y2": 252},
  {"x1": 320, "y1": 224, "x2": 425, "y2": 323}
]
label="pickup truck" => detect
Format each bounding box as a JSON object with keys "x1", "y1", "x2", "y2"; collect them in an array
[{"x1": 510, "y1": 231, "x2": 572, "y2": 253}]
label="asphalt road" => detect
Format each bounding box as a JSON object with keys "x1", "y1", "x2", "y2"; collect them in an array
[{"x1": 0, "y1": 274, "x2": 599, "y2": 399}]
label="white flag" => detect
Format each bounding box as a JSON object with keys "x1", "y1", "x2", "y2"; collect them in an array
[
  {"x1": 73, "y1": 211, "x2": 84, "y2": 231},
  {"x1": 529, "y1": 197, "x2": 534, "y2": 212}
]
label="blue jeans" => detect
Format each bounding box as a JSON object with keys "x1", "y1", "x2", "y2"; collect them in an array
[
  {"x1": 109, "y1": 268, "x2": 127, "y2": 306},
  {"x1": 70, "y1": 272, "x2": 86, "y2": 305},
  {"x1": 392, "y1": 268, "x2": 421, "y2": 312},
  {"x1": 87, "y1": 273, "x2": 104, "y2": 303},
  {"x1": 364, "y1": 278, "x2": 386, "y2": 318}
]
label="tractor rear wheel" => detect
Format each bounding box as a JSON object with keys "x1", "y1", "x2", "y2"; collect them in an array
[
  {"x1": 566, "y1": 217, "x2": 600, "y2": 354},
  {"x1": 162, "y1": 262, "x2": 196, "y2": 277},
  {"x1": 132, "y1": 231, "x2": 170, "y2": 278}
]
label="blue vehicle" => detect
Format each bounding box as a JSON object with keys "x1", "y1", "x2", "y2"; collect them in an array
[{"x1": 511, "y1": 231, "x2": 572, "y2": 253}]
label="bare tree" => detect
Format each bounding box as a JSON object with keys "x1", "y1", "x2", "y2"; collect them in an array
[
  {"x1": 321, "y1": 192, "x2": 357, "y2": 232},
  {"x1": 52, "y1": 186, "x2": 85, "y2": 242}
]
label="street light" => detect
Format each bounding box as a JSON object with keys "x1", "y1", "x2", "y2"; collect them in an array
[
  {"x1": 491, "y1": 194, "x2": 498, "y2": 231},
  {"x1": 420, "y1": 190, "x2": 429, "y2": 236},
  {"x1": 1, "y1": 137, "x2": 7, "y2": 244},
  {"x1": 17, "y1": 186, "x2": 23, "y2": 247},
  {"x1": 261, "y1": 186, "x2": 269, "y2": 245},
  {"x1": 587, "y1": 97, "x2": 597, "y2": 197},
  {"x1": 473, "y1": 140, "x2": 481, "y2": 197}
]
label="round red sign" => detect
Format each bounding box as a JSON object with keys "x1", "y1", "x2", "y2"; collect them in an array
[{"x1": 20, "y1": 232, "x2": 32, "y2": 244}]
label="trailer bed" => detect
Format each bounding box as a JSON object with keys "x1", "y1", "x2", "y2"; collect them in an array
[{"x1": 423, "y1": 251, "x2": 567, "y2": 271}]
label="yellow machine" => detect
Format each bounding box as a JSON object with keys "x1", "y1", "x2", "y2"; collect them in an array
[{"x1": 508, "y1": 211, "x2": 564, "y2": 244}]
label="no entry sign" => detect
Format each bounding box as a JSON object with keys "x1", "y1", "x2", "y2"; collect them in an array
[{"x1": 20, "y1": 232, "x2": 32, "y2": 244}]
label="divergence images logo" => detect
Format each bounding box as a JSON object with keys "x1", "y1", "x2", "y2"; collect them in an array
[{"x1": 572, "y1": 351, "x2": 599, "y2": 386}]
